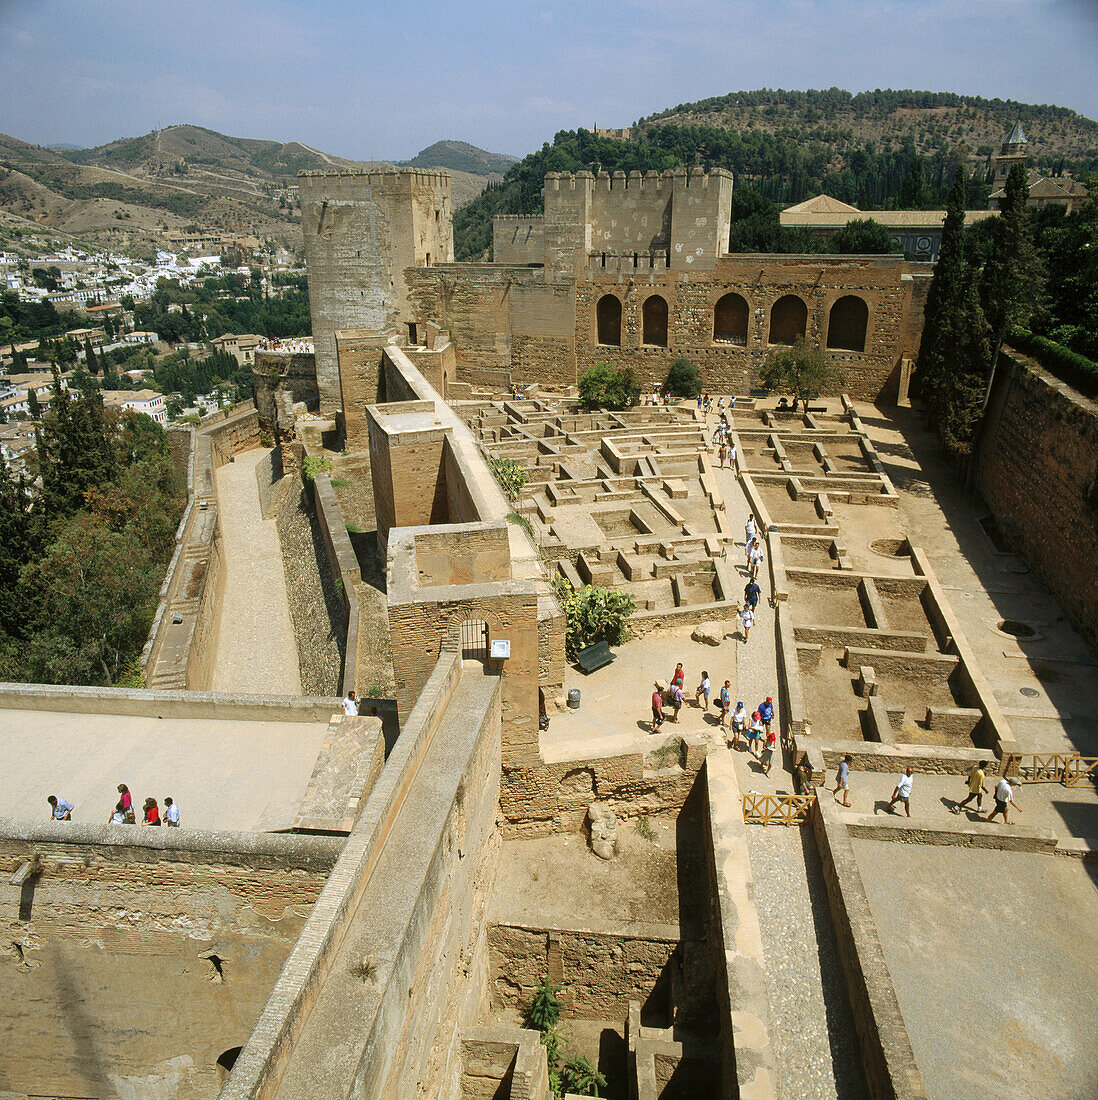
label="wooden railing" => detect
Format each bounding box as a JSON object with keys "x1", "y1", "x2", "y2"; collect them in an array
[
  {"x1": 742, "y1": 792, "x2": 817, "y2": 825},
  {"x1": 1001, "y1": 753, "x2": 1098, "y2": 787}
]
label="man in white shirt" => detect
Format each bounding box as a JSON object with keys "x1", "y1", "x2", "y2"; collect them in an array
[
  {"x1": 887, "y1": 767, "x2": 915, "y2": 817},
  {"x1": 47, "y1": 795, "x2": 74, "y2": 821},
  {"x1": 342, "y1": 690, "x2": 359, "y2": 716},
  {"x1": 986, "y1": 776, "x2": 1022, "y2": 824},
  {"x1": 164, "y1": 797, "x2": 180, "y2": 827}
]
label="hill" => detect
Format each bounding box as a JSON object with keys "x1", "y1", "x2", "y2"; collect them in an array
[
  {"x1": 400, "y1": 140, "x2": 516, "y2": 176},
  {"x1": 0, "y1": 125, "x2": 502, "y2": 257},
  {"x1": 453, "y1": 89, "x2": 1098, "y2": 259}
]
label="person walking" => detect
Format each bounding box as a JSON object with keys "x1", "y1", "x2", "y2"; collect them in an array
[
  {"x1": 758, "y1": 696, "x2": 774, "y2": 735},
  {"x1": 728, "y1": 441, "x2": 737, "y2": 473},
  {"x1": 760, "y1": 725, "x2": 778, "y2": 776},
  {"x1": 739, "y1": 603, "x2": 755, "y2": 643},
  {"x1": 833, "y1": 754, "x2": 853, "y2": 807},
  {"x1": 747, "y1": 711, "x2": 765, "y2": 757},
  {"x1": 117, "y1": 783, "x2": 134, "y2": 823},
  {"x1": 953, "y1": 761, "x2": 990, "y2": 815},
  {"x1": 342, "y1": 690, "x2": 359, "y2": 716},
  {"x1": 695, "y1": 671, "x2": 711, "y2": 710},
  {"x1": 749, "y1": 540, "x2": 765, "y2": 581},
  {"x1": 745, "y1": 515, "x2": 756, "y2": 548},
  {"x1": 886, "y1": 767, "x2": 915, "y2": 817},
  {"x1": 164, "y1": 797, "x2": 180, "y2": 827},
  {"x1": 718, "y1": 440, "x2": 729, "y2": 469},
  {"x1": 986, "y1": 776, "x2": 1023, "y2": 825},
  {"x1": 46, "y1": 795, "x2": 74, "y2": 821},
  {"x1": 730, "y1": 701, "x2": 747, "y2": 747},
  {"x1": 670, "y1": 663, "x2": 685, "y2": 690},
  {"x1": 717, "y1": 680, "x2": 731, "y2": 728},
  {"x1": 651, "y1": 683, "x2": 665, "y2": 733},
  {"x1": 142, "y1": 798, "x2": 161, "y2": 826},
  {"x1": 744, "y1": 579, "x2": 761, "y2": 612}
]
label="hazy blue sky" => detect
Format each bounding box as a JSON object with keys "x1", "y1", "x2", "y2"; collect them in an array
[{"x1": 1, "y1": 0, "x2": 1096, "y2": 159}]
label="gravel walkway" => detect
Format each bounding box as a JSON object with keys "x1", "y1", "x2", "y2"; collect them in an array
[{"x1": 747, "y1": 824, "x2": 869, "y2": 1100}]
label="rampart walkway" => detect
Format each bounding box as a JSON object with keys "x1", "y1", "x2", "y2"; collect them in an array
[{"x1": 212, "y1": 448, "x2": 302, "y2": 695}]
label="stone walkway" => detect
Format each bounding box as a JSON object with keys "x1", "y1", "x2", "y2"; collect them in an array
[{"x1": 212, "y1": 448, "x2": 302, "y2": 695}]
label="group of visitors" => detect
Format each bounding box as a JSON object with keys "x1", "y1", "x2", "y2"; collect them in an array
[
  {"x1": 258, "y1": 338, "x2": 313, "y2": 355},
  {"x1": 47, "y1": 782, "x2": 180, "y2": 827},
  {"x1": 738, "y1": 516, "x2": 765, "y2": 642},
  {"x1": 825, "y1": 757, "x2": 1023, "y2": 825}
]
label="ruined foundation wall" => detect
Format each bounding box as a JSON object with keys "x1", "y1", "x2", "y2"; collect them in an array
[
  {"x1": 976, "y1": 353, "x2": 1098, "y2": 649},
  {"x1": 0, "y1": 827, "x2": 337, "y2": 1100}
]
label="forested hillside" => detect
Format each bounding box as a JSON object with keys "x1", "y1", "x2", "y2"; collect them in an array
[{"x1": 455, "y1": 89, "x2": 1098, "y2": 260}]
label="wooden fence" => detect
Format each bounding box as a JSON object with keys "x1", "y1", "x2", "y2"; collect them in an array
[
  {"x1": 1001, "y1": 753, "x2": 1098, "y2": 787},
  {"x1": 742, "y1": 792, "x2": 817, "y2": 825}
]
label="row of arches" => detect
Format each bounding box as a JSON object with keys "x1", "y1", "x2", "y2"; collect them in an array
[{"x1": 596, "y1": 293, "x2": 870, "y2": 353}]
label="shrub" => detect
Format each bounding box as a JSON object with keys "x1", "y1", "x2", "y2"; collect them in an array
[
  {"x1": 663, "y1": 357, "x2": 701, "y2": 398},
  {"x1": 578, "y1": 361, "x2": 637, "y2": 411},
  {"x1": 487, "y1": 455, "x2": 528, "y2": 501},
  {"x1": 561, "y1": 1054, "x2": 607, "y2": 1097},
  {"x1": 1008, "y1": 327, "x2": 1098, "y2": 398},
  {"x1": 302, "y1": 454, "x2": 333, "y2": 482},
  {"x1": 551, "y1": 578, "x2": 636, "y2": 660},
  {"x1": 526, "y1": 976, "x2": 563, "y2": 1031}
]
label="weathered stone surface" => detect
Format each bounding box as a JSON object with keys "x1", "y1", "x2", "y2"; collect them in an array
[
  {"x1": 692, "y1": 621, "x2": 730, "y2": 646},
  {"x1": 587, "y1": 801, "x2": 618, "y2": 860}
]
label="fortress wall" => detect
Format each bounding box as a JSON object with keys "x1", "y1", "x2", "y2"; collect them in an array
[
  {"x1": 0, "y1": 826, "x2": 337, "y2": 1099},
  {"x1": 493, "y1": 215, "x2": 545, "y2": 265},
  {"x1": 253, "y1": 350, "x2": 319, "y2": 437},
  {"x1": 335, "y1": 328, "x2": 387, "y2": 459},
  {"x1": 976, "y1": 353, "x2": 1098, "y2": 648}
]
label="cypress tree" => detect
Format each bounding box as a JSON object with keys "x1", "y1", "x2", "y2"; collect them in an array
[
  {"x1": 981, "y1": 163, "x2": 1047, "y2": 397},
  {"x1": 0, "y1": 460, "x2": 40, "y2": 638},
  {"x1": 915, "y1": 170, "x2": 966, "y2": 406}
]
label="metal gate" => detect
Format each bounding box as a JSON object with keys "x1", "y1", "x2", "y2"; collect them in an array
[{"x1": 460, "y1": 619, "x2": 489, "y2": 661}]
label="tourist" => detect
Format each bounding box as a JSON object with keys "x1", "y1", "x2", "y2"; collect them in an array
[
  {"x1": 747, "y1": 711, "x2": 765, "y2": 757},
  {"x1": 651, "y1": 683, "x2": 665, "y2": 733},
  {"x1": 833, "y1": 754, "x2": 853, "y2": 807},
  {"x1": 719, "y1": 440, "x2": 729, "y2": 468},
  {"x1": 117, "y1": 783, "x2": 134, "y2": 823},
  {"x1": 164, "y1": 797, "x2": 180, "y2": 827},
  {"x1": 744, "y1": 579, "x2": 761, "y2": 611},
  {"x1": 670, "y1": 663, "x2": 685, "y2": 689},
  {"x1": 342, "y1": 690, "x2": 359, "y2": 716},
  {"x1": 717, "y1": 396, "x2": 725, "y2": 415},
  {"x1": 739, "y1": 603, "x2": 755, "y2": 642},
  {"x1": 695, "y1": 671, "x2": 711, "y2": 710},
  {"x1": 886, "y1": 767, "x2": 915, "y2": 817},
  {"x1": 797, "y1": 757, "x2": 816, "y2": 794},
  {"x1": 758, "y1": 696, "x2": 774, "y2": 734},
  {"x1": 749, "y1": 541, "x2": 765, "y2": 581},
  {"x1": 953, "y1": 761, "x2": 990, "y2": 815},
  {"x1": 986, "y1": 776, "x2": 1022, "y2": 825},
  {"x1": 46, "y1": 795, "x2": 73, "y2": 821},
  {"x1": 718, "y1": 682, "x2": 731, "y2": 728},
  {"x1": 745, "y1": 515, "x2": 757, "y2": 546},
  {"x1": 108, "y1": 800, "x2": 129, "y2": 825},
  {"x1": 142, "y1": 797, "x2": 161, "y2": 826},
  {"x1": 728, "y1": 441, "x2": 737, "y2": 472},
  {"x1": 668, "y1": 681, "x2": 685, "y2": 723},
  {"x1": 730, "y1": 701, "x2": 747, "y2": 746},
  {"x1": 760, "y1": 725, "x2": 777, "y2": 776}
]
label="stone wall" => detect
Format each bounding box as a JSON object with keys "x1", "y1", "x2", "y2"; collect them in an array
[
  {"x1": 0, "y1": 825, "x2": 338, "y2": 1099},
  {"x1": 253, "y1": 350, "x2": 319, "y2": 437},
  {"x1": 976, "y1": 352, "x2": 1098, "y2": 648}
]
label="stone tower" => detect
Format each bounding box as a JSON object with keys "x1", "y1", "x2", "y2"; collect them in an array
[
  {"x1": 992, "y1": 122, "x2": 1028, "y2": 190},
  {"x1": 298, "y1": 168, "x2": 454, "y2": 414}
]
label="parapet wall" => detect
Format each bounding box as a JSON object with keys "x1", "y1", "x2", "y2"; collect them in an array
[{"x1": 976, "y1": 352, "x2": 1098, "y2": 648}]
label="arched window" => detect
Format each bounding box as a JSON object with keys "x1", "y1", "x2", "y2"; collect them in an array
[
  {"x1": 596, "y1": 295, "x2": 622, "y2": 346},
  {"x1": 827, "y1": 296, "x2": 869, "y2": 352},
  {"x1": 769, "y1": 295, "x2": 807, "y2": 346},
  {"x1": 642, "y1": 295, "x2": 668, "y2": 347},
  {"x1": 714, "y1": 293, "x2": 748, "y2": 345}
]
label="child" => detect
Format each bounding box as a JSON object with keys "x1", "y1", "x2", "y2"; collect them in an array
[
  {"x1": 761, "y1": 726, "x2": 777, "y2": 776},
  {"x1": 695, "y1": 671, "x2": 711, "y2": 710}
]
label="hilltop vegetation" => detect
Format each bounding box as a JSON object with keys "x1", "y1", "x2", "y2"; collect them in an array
[
  {"x1": 400, "y1": 140, "x2": 516, "y2": 176},
  {"x1": 455, "y1": 89, "x2": 1098, "y2": 260}
]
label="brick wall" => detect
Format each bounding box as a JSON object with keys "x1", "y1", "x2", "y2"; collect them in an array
[{"x1": 976, "y1": 353, "x2": 1098, "y2": 648}]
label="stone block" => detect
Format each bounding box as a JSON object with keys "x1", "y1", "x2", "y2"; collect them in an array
[{"x1": 857, "y1": 666, "x2": 879, "y2": 697}]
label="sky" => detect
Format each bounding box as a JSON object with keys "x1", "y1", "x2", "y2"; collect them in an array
[{"x1": 1, "y1": 0, "x2": 1096, "y2": 160}]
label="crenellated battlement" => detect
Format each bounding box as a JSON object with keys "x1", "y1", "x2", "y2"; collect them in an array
[
  {"x1": 544, "y1": 166, "x2": 732, "y2": 193},
  {"x1": 587, "y1": 250, "x2": 670, "y2": 275},
  {"x1": 299, "y1": 167, "x2": 452, "y2": 185}
]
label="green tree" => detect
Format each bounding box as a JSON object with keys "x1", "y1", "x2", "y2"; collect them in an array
[
  {"x1": 0, "y1": 461, "x2": 39, "y2": 638},
  {"x1": 83, "y1": 338, "x2": 99, "y2": 375},
  {"x1": 663, "y1": 357, "x2": 701, "y2": 398},
  {"x1": 577, "y1": 361, "x2": 637, "y2": 411},
  {"x1": 915, "y1": 171, "x2": 967, "y2": 405},
  {"x1": 26, "y1": 388, "x2": 40, "y2": 419},
  {"x1": 759, "y1": 337, "x2": 838, "y2": 404},
  {"x1": 980, "y1": 163, "x2": 1047, "y2": 395},
  {"x1": 831, "y1": 218, "x2": 901, "y2": 254},
  {"x1": 898, "y1": 155, "x2": 931, "y2": 209}
]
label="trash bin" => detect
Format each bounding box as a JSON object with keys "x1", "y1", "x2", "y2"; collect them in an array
[{"x1": 567, "y1": 689, "x2": 581, "y2": 710}]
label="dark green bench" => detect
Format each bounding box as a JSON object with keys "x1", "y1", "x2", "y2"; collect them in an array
[
  {"x1": 576, "y1": 640, "x2": 615, "y2": 673},
  {"x1": 750, "y1": 387, "x2": 770, "y2": 399}
]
